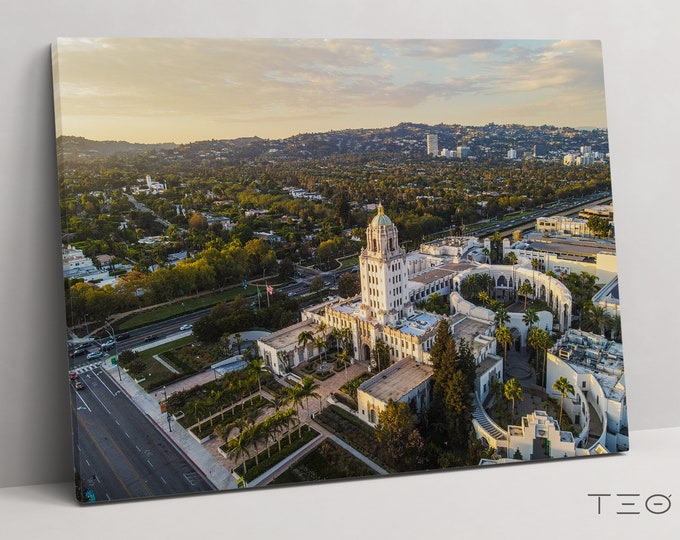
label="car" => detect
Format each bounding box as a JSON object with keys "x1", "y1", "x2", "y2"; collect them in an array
[
  {"x1": 144, "y1": 334, "x2": 158, "y2": 343},
  {"x1": 100, "y1": 339, "x2": 116, "y2": 351},
  {"x1": 74, "y1": 380, "x2": 85, "y2": 390},
  {"x1": 118, "y1": 333, "x2": 131, "y2": 340},
  {"x1": 68, "y1": 371, "x2": 78, "y2": 380},
  {"x1": 70, "y1": 348, "x2": 87, "y2": 358},
  {"x1": 86, "y1": 350, "x2": 103, "y2": 360},
  {"x1": 179, "y1": 324, "x2": 193, "y2": 331}
]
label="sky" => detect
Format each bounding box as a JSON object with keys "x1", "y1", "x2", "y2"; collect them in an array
[{"x1": 53, "y1": 39, "x2": 607, "y2": 144}]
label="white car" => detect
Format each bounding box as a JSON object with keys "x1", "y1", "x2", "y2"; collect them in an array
[
  {"x1": 87, "y1": 350, "x2": 103, "y2": 360},
  {"x1": 179, "y1": 324, "x2": 193, "y2": 331}
]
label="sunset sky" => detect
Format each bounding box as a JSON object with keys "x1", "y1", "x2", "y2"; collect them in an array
[{"x1": 53, "y1": 38, "x2": 607, "y2": 144}]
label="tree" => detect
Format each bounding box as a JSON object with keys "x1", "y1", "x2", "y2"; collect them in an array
[
  {"x1": 518, "y1": 282, "x2": 533, "y2": 311},
  {"x1": 309, "y1": 276, "x2": 325, "y2": 294},
  {"x1": 233, "y1": 333, "x2": 243, "y2": 354},
  {"x1": 584, "y1": 305, "x2": 611, "y2": 336},
  {"x1": 299, "y1": 375, "x2": 321, "y2": 415},
  {"x1": 297, "y1": 330, "x2": 315, "y2": 360},
  {"x1": 372, "y1": 338, "x2": 390, "y2": 371},
  {"x1": 503, "y1": 378, "x2": 523, "y2": 421},
  {"x1": 337, "y1": 348, "x2": 350, "y2": 381},
  {"x1": 248, "y1": 357, "x2": 268, "y2": 393},
  {"x1": 522, "y1": 307, "x2": 539, "y2": 329},
  {"x1": 552, "y1": 376, "x2": 575, "y2": 427},
  {"x1": 376, "y1": 400, "x2": 425, "y2": 471},
  {"x1": 314, "y1": 335, "x2": 327, "y2": 361},
  {"x1": 587, "y1": 215, "x2": 611, "y2": 238},
  {"x1": 494, "y1": 306, "x2": 510, "y2": 328},
  {"x1": 227, "y1": 430, "x2": 252, "y2": 475},
  {"x1": 337, "y1": 272, "x2": 361, "y2": 298},
  {"x1": 286, "y1": 384, "x2": 305, "y2": 437},
  {"x1": 495, "y1": 324, "x2": 513, "y2": 370}
]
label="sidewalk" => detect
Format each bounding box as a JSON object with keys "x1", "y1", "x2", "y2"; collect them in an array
[{"x1": 102, "y1": 360, "x2": 238, "y2": 491}]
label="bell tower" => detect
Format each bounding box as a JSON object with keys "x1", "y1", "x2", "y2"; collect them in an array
[{"x1": 359, "y1": 204, "x2": 412, "y2": 325}]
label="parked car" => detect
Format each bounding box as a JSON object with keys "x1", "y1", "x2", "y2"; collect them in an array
[
  {"x1": 86, "y1": 350, "x2": 103, "y2": 360},
  {"x1": 179, "y1": 324, "x2": 193, "y2": 331},
  {"x1": 74, "y1": 380, "x2": 85, "y2": 390}
]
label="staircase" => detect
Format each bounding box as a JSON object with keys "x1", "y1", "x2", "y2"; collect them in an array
[{"x1": 472, "y1": 394, "x2": 507, "y2": 442}]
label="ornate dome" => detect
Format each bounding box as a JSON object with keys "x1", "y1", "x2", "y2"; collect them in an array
[{"x1": 370, "y1": 203, "x2": 392, "y2": 226}]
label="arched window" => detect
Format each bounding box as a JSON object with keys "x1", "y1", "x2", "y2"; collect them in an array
[
  {"x1": 369, "y1": 408, "x2": 377, "y2": 424},
  {"x1": 389, "y1": 238, "x2": 394, "y2": 251},
  {"x1": 372, "y1": 239, "x2": 377, "y2": 251},
  {"x1": 497, "y1": 275, "x2": 507, "y2": 287}
]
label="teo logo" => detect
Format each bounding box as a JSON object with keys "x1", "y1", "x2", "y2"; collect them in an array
[{"x1": 588, "y1": 493, "x2": 672, "y2": 515}]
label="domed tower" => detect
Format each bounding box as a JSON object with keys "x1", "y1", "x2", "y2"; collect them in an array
[{"x1": 359, "y1": 204, "x2": 412, "y2": 325}]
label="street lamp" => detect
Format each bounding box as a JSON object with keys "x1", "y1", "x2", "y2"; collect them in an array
[
  {"x1": 163, "y1": 386, "x2": 172, "y2": 432},
  {"x1": 103, "y1": 321, "x2": 122, "y2": 381}
]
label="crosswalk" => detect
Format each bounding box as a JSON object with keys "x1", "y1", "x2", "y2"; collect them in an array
[{"x1": 72, "y1": 362, "x2": 104, "y2": 376}]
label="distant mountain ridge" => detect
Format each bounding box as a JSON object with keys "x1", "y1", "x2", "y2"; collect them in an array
[
  {"x1": 57, "y1": 136, "x2": 177, "y2": 159},
  {"x1": 59, "y1": 122, "x2": 608, "y2": 162}
]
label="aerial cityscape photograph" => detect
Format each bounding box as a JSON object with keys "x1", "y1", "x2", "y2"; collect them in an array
[{"x1": 53, "y1": 38, "x2": 627, "y2": 503}]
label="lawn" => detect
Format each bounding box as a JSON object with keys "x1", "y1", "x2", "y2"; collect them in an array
[
  {"x1": 229, "y1": 425, "x2": 321, "y2": 483},
  {"x1": 314, "y1": 405, "x2": 389, "y2": 471},
  {"x1": 115, "y1": 285, "x2": 258, "y2": 331},
  {"x1": 270, "y1": 439, "x2": 377, "y2": 485},
  {"x1": 132, "y1": 336, "x2": 197, "y2": 391}
]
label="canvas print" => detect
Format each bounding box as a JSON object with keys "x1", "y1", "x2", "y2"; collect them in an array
[{"x1": 53, "y1": 39, "x2": 627, "y2": 503}]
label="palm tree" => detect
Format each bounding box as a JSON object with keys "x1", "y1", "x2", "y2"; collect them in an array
[
  {"x1": 518, "y1": 282, "x2": 533, "y2": 311},
  {"x1": 504, "y1": 378, "x2": 524, "y2": 421},
  {"x1": 276, "y1": 350, "x2": 291, "y2": 373},
  {"x1": 314, "y1": 335, "x2": 327, "y2": 361},
  {"x1": 337, "y1": 348, "x2": 349, "y2": 381},
  {"x1": 271, "y1": 392, "x2": 288, "y2": 413},
  {"x1": 340, "y1": 327, "x2": 353, "y2": 354},
  {"x1": 477, "y1": 291, "x2": 491, "y2": 307},
  {"x1": 552, "y1": 376, "x2": 575, "y2": 427},
  {"x1": 507, "y1": 252, "x2": 517, "y2": 266},
  {"x1": 297, "y1": 330, "x2": 314, "y2": 361},
  {"x1": 495, "y1": 324, "x2": 513, "y2": 371},
  {"x1": 286, "y1": 384, "x2": 305, "y2": 436},
  {"x1": 522, "y1": 307, "x2": 539, "y2": 329},
  {"x1": 233, "y1": 333, "x2": 243, "y2": 354},
  {"x1": 248, "y1": 357, "x2": 268, "y2": 393},
  {"x1": 330, "y1": 327, "x2": 342, "y2": 353},
  {"x1": 300, "y1": 375, "x2": 321, "y2": 415},
  {"x1": 227, "y1": 430, "x2": 252, "y2": 475},
  {"x1": 372, "y1": 338, "x2": 390, "y2": 371},
  {"x1": 210, "y1": 389, "x2": 223, "y2": 422},
  {"x1": 495, "y1": 306, "x2": 510, "y2": 328},
  {"x1": 585, "y1": 305, "x2": 610, "y2": 336}
]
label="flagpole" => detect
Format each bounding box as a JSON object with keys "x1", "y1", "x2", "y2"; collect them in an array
[
  {"x1": 266, "y1": 280, "x2": 271, "y2": 308},
  {"x1": 257, "y1": 285, "x2": 261, "y2": 310}
]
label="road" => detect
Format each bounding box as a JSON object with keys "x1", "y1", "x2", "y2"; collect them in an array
[{"x1": 70, "y1": 365, "x2": 213, "y2": 502}]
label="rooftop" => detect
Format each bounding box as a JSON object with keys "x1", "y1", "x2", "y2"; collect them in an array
[
  {"x1": 358, "y1": 357, "x2": 433, "y2": 404},
  {"x1": 391, "y1": 311, "x2": 442, "y2": 337},
  {"x1": 551, "y1": 329, "x2": 625, "y2": 402},
  {"x1": 258, "y1": 319, "x2": 316, "y2": 350},
  {"x1": 451, "y1": 315, "x2": 493, "y2": 342}
]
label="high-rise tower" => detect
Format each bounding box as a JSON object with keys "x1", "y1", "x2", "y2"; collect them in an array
[
  {"x1": 359, "y1": 204, "x2": 412, "y2": 325},
  {"x1": 426, "y1": 134, "x2": 438, "y2": 156}
]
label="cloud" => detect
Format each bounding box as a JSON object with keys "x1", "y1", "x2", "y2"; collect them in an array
[{"x1": 54, "y1": 38, "x2": 607, "y2": 141}]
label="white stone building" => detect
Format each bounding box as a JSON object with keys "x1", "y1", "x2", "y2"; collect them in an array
[{"x1": 546, "y1": 330, "x2": 628, "y2": 453}]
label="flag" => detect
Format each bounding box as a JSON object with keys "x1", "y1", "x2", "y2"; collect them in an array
[{"x1": 267, "y1": 285, "x2": 274, "y2": 295}]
